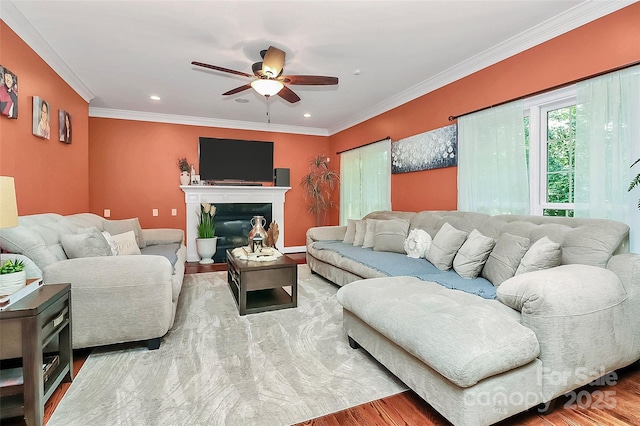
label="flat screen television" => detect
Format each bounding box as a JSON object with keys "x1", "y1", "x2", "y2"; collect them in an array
[{"x1": 199, "y1": 137, "x2": 274, "y2": 183}]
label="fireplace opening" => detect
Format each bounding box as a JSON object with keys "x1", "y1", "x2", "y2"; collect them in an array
[{"x1": 212, "y1": 203, "x2": 272, "y2": 262}]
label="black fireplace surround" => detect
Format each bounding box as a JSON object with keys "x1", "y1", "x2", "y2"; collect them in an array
[{"x1": 212, "y1": 203, "x2": 272, "y2": 262}]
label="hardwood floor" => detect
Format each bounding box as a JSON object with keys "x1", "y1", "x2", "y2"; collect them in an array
[{"x1": 10, "y1": 253, "x2": 640, "y2": 426}]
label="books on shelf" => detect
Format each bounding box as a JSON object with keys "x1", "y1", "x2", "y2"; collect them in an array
[
  {"x1": 0, "y1": 278, "x2": 43, "y2": 310},
  {"x1": 0, "y1": 355, "x2": 60, "y2": 396}
]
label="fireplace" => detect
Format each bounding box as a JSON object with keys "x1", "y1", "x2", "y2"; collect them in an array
[
  {"x1": 181, "y1": 185, "x2": 290, "y2": 262},
  {"x1": 212, "y1": 203, "x2": 272, "y2": 262}
]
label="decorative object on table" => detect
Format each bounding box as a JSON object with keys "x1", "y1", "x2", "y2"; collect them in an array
[
  {"x1": 247, "y1": 215, "x2": 268, "y2": 253},
  {"x1": 300, "y1": 154, "x2": 339, "y2": 226},
  {"x1": 629, "y1": 158, "x2": 640, "y2": 210},
  {"x1": 32, "y1": 96, "x2": 50, "y2": 139},
  {"x1": 0, "y1": 259, "x2": 26, "y2": 297},
  {"x1": 251, "y1": 235, "x2": 263, "y2": 253},
  {"x1": 58, "y1": 109, "x2": 72, "y2": 143},
  {"x1": 195, "y1": 203, "x2": 217, "y2": 264},
  {"x1": 265, "y1": 221, "x2": 279, "y2": 248},
  {"x1": 0, "y1": 65, "x2": 18, "y2": 119},
  {"x1": 391, "y1": 124, "x2": 457, "y2": 174},
  {"x1": 231, "y1": 246, "x2": 283, "y2": 262},
  {"x1": 178, "y1": 157, "x2": 191, "y2": 185}
]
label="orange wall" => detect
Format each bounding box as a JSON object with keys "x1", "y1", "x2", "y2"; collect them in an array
[
  {"x1": 0, "y1": 21, "x2": 89, "y2": 215},
  {"x1": 88, "y1": 118, "x2": 330, "y2": 246},
  {"x1": 328, "y1": 2, "x2": 640, "y2": 224}
]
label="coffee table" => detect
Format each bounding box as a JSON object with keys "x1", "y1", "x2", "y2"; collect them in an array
[{"x1": 226, "y1": 249, "x2": 298, "y2": 315}]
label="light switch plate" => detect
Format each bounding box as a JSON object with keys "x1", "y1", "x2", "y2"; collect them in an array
[
  {"x1": 171, "y1": 209, "x2": 177, "y2": 216},
  {"x1": 152, "y1": 209, "x2": 158, "y2": 217}
]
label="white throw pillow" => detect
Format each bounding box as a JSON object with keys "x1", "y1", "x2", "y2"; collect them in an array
[
  {"x1": 353, "y1": 220, "x2": 366, "y2": 246},
  {"x1": 363, "y1": 219, "x2": 384, "y2": 248},
  {"x1": 516, "y1": 236, "x2": 562, "y2": 275},
  {"x1": 373, "y1": 219, "x2": 411, "y2": 253},
  {"x1": 104, "y1": 217, "x2": 146, "y2": 248},
  {"x1": 404, "y1": 229, "x2": 432, "y2": 259},
  {"x1": 111, "y1": 231, "x2": 142, "y2": 255},
  {"x1": 482, "y1": 233, "x2": 530, "y2": 286},
  {"x1": 61, "y1": 228, "x2": 113, "y2": 259},
  {"x1": 102, "y1": 231, "x2": 119, "y2": 256},
  {"x1": 453, "y1": 229, "x2": 496, "y2": 279},
  {"x1": 343, "y1": 219, "x2": 357, "y2": 244},
  {"x1": 425, "y1": 222, "x2": 469, "y2": 271}
]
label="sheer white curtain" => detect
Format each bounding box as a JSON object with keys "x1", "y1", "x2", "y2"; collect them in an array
[
  {"x1": 574, "y1": 65, "x2": 640, "y2": 252},
  {"x1": 458, "y1": 101, "x2": 529, "y2": 215},
  {"x1": 340, "y1": 139, "x2": 391, "y2": 224}
]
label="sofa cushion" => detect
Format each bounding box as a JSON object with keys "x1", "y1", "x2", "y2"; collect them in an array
[
  {"x1": 111, "y1": 231, "x2": 142, "y2": 255},
  {"x1": 516, "y1": 236, "x2": 562, "y2": 275},
  {"x1": 373, "y1": 219, "x2": 410, "y2": 253},
  {"x1": 104, "y1": 218, "x2": 146, "y2": 248},
  {"x1": 363, "y1": 219, "x2": 383, "y2": 248},
  {"x1": 482, "y1": 233, "x2": 530, "y2": 286},
  {"x1": 426, "y1": 222, "x2": 468, "y2": 271},
  {"x1": 337, "y1": 277, "x2": 538, "y2": 388},
  {"x1": 343, "y1": 219, "x2": 357, "y2": 244},
  {"x1": 453, "y1": 229, "x2": 496, "y2": 279},
  {"x1": 404, "y1": 228, "x2": 432, "y2": 258},
  {"x1": 61, "y1": 228, "x2": 113, "y2": 259},
  {"x1": 353, "y1": 220, "x2": 366, "y2": 246}
]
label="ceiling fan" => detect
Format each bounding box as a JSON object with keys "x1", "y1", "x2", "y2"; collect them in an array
[{"x1": 192, "y1": 46, "x2": 339, "y2": 103}]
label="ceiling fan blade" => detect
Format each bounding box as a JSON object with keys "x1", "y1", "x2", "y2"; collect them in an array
[
  {"x1": 191, "y1": 61, "x2": 253, "y2": 78},
  {"x1": 277, "y1": 86, "x2": 301, "y2": 103},
  {"x1": 262, "y1": 46, "x2": 285, "y2": 78},
  {"x1": 281, "y1": 75, "x2": 339, "y2": 85},
  {"x1": 222, "y1": 84, "x2": 253, "y2": 96}
]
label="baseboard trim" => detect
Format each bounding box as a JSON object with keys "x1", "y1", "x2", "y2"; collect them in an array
[{"x1": 282, "y1": 246, "x2": 306, "y2": 254}]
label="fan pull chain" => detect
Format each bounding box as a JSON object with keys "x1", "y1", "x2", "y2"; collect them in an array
[{"x1": 265, "y1": 95, "x2": 271, "y2": 124}]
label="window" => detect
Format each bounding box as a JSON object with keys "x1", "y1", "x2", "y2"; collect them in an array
[
  {"x1": 524, "y1": 87, "x2": 577, "y2": 217},
  {"x1": 339, "y1": 139, "x2": 391, "y2": 224}
]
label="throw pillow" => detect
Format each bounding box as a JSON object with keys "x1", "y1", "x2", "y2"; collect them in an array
[
  {"x1": 363, "y1": 219, "x2": 384, "y2": 249},
  {"x1": 343, "y1": 219, "x2": 357, "y2": 244},
  {"x1": 453, "y1": 229, "x2": 496, "y2": 279},
  {"x1": 111, "y1": 231, "x2": 142, "y2": 255},
  {"x1": 482, "y1": 233, "x2": 530, "y2": 286},
  {"x1": 403, "y1": 228, "x2": 432, "y2": 258},
  {"x1": 104, "y1": 218, "x2": 146, "y2": 249},
  {"x1": 102, "y1": 231, "x2": 119, "y2": 256},
  {"x1": 373, "y1": 219, "x2": 411, "y2": 253},
  {"x1": 516, "y1": 236, "x2": 562, "y2": 275},
  {"x1": 425, "y1": 222, "x2": 469, "y2": 271},
  {"x1": 61, "y1": 228, "x2": 113, "y2": 259},
  {"x1": 353, "y1": 220, "x2": 367, "y2": 246}
]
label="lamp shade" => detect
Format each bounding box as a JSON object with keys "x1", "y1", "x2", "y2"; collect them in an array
[
  {"x1": 251, "y1": 79, "x2": 284, "y2": 97},
  {"x1": 0, "y1": 176, "x2": 18, "y2": 229}
]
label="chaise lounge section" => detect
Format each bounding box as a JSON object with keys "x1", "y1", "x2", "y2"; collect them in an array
[{"x1": 306, "y1": 210, "x2": 640, "y2": 426}]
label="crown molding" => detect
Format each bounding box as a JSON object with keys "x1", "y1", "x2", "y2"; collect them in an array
[
  {"x1": 327, "y1": 0, "x2": 636, "y2": 135},
  {"x1": 1, "y1": 1, "x2": 95, "y2": 102},
  {"x1": 89, "y1": 108, "x2": 330, "y2": 137}
]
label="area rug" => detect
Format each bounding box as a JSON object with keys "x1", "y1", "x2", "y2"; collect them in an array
[{"x1": 48, "y1": 265, "x2": 407, "y2": 426}]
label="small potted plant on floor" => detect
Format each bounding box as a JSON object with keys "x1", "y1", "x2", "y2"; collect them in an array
[
  {"x1": 178, "y1": 157, "x2": 191, "y2": 186},
  {"x1": 196, "y1": 203, "x2": 217, "y2": 264},
  {"x1": 0, "y1": 258, "x2": 26, "y2": 296}
]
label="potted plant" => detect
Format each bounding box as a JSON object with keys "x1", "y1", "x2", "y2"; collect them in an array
[
  {"x1": 300, "y1": 154, "x2": 340, "y2": 226},
  {"x1": 0, "y1": 258, "x2": 26, "y2": 296},
  {"x1": 178, "y1": 157, "x2": 191, "y2": 186},
  {"x1": 195, "y1": 203, "x2": 217, "y2": 264},
  {"x1": 629, "y1": 158, "x2": 640, "y2": 210}
]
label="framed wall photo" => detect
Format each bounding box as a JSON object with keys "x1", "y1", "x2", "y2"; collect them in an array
[
  {"x1": 32, "y1": 96, "x2": 51, "y2": 139},
  {"x1": 0, "y1": 65, "x2": 18, "y2": 119},
  {"x1": 59, "y1": 109, "x2": 72, "y2": 144}
]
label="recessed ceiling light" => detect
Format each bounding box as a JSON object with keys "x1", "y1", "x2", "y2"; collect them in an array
[
  {"x1": 150, "y1": 95, "x2": 161, "y2": 101},
  {"x1": 235, "y1": 98, "x2": 249, "y2": 103},
  {"x1": 303, "y1": 113, "x2": 311, "y2": 118}
]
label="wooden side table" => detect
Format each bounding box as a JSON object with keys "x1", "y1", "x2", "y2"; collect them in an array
[{"x1": 0, "y1": 283, "x2": 73, "y2": 426}]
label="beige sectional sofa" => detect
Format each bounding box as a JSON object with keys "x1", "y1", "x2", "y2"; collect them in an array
[
  {"x1": 306, "y1": 210, "x2": 640, "y2": 426},
  {"x1": 0, "y1": 213, "x2": 186, "y2": 356}
]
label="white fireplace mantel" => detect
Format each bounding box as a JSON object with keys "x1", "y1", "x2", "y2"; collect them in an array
[{"x1": 181, "y1": 185, "x2": 291, "y2": 262}]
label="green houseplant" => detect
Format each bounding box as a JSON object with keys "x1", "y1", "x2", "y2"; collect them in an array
[
  {"x1": 0, "y1": 259, "x2": 26, "y2": 296},
  {"x1": 300, "y1": 154, "x2": 339, "y2": 226},
  {"x1": 629, "y1": 158, "x2": 640, "y2": 210},
  {"x1": 195, "y1": 203, "x2": 217, "y2": 264}
]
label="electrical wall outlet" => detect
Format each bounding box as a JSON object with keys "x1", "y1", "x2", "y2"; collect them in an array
[
  {"x1": 103, "y1": 209, "x2": 110, "y2": 218},
  {"x1": 171, "y1": 209, "x2": 177, "y2": 216},
  {"x1": 152, "y1": 209, "x2": 158, "y2": 217}
]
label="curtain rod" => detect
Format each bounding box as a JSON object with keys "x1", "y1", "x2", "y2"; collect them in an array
[
  {"x1": 336, "y1": 136, "x2": 391, "y2": 155},
  {"x1": 448, "y1": 60, "x2": 640, "y2": 122}
]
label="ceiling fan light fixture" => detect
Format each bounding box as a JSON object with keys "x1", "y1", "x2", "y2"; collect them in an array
[{"x1": 251, "y1": 79, "x2": 284, "y2": 97}]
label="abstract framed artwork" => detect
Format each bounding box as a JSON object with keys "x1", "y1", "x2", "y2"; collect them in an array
[
  {"x1": 0, "y1": 65, "x2": 18, "y2": 119},
  {"x1": 32, "y1": 96, "x2": 51, "y2": 139},
  {"x1": 59, "y1": 109, "x2": 72, "y2": 144},
  {"x1": 391, "y1": 124, "x2": 457, "y2": 174}
]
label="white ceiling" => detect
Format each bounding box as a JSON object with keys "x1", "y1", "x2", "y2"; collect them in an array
[{"x1": 2, "y1": 1, "x2": 634, "y2": 136}]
